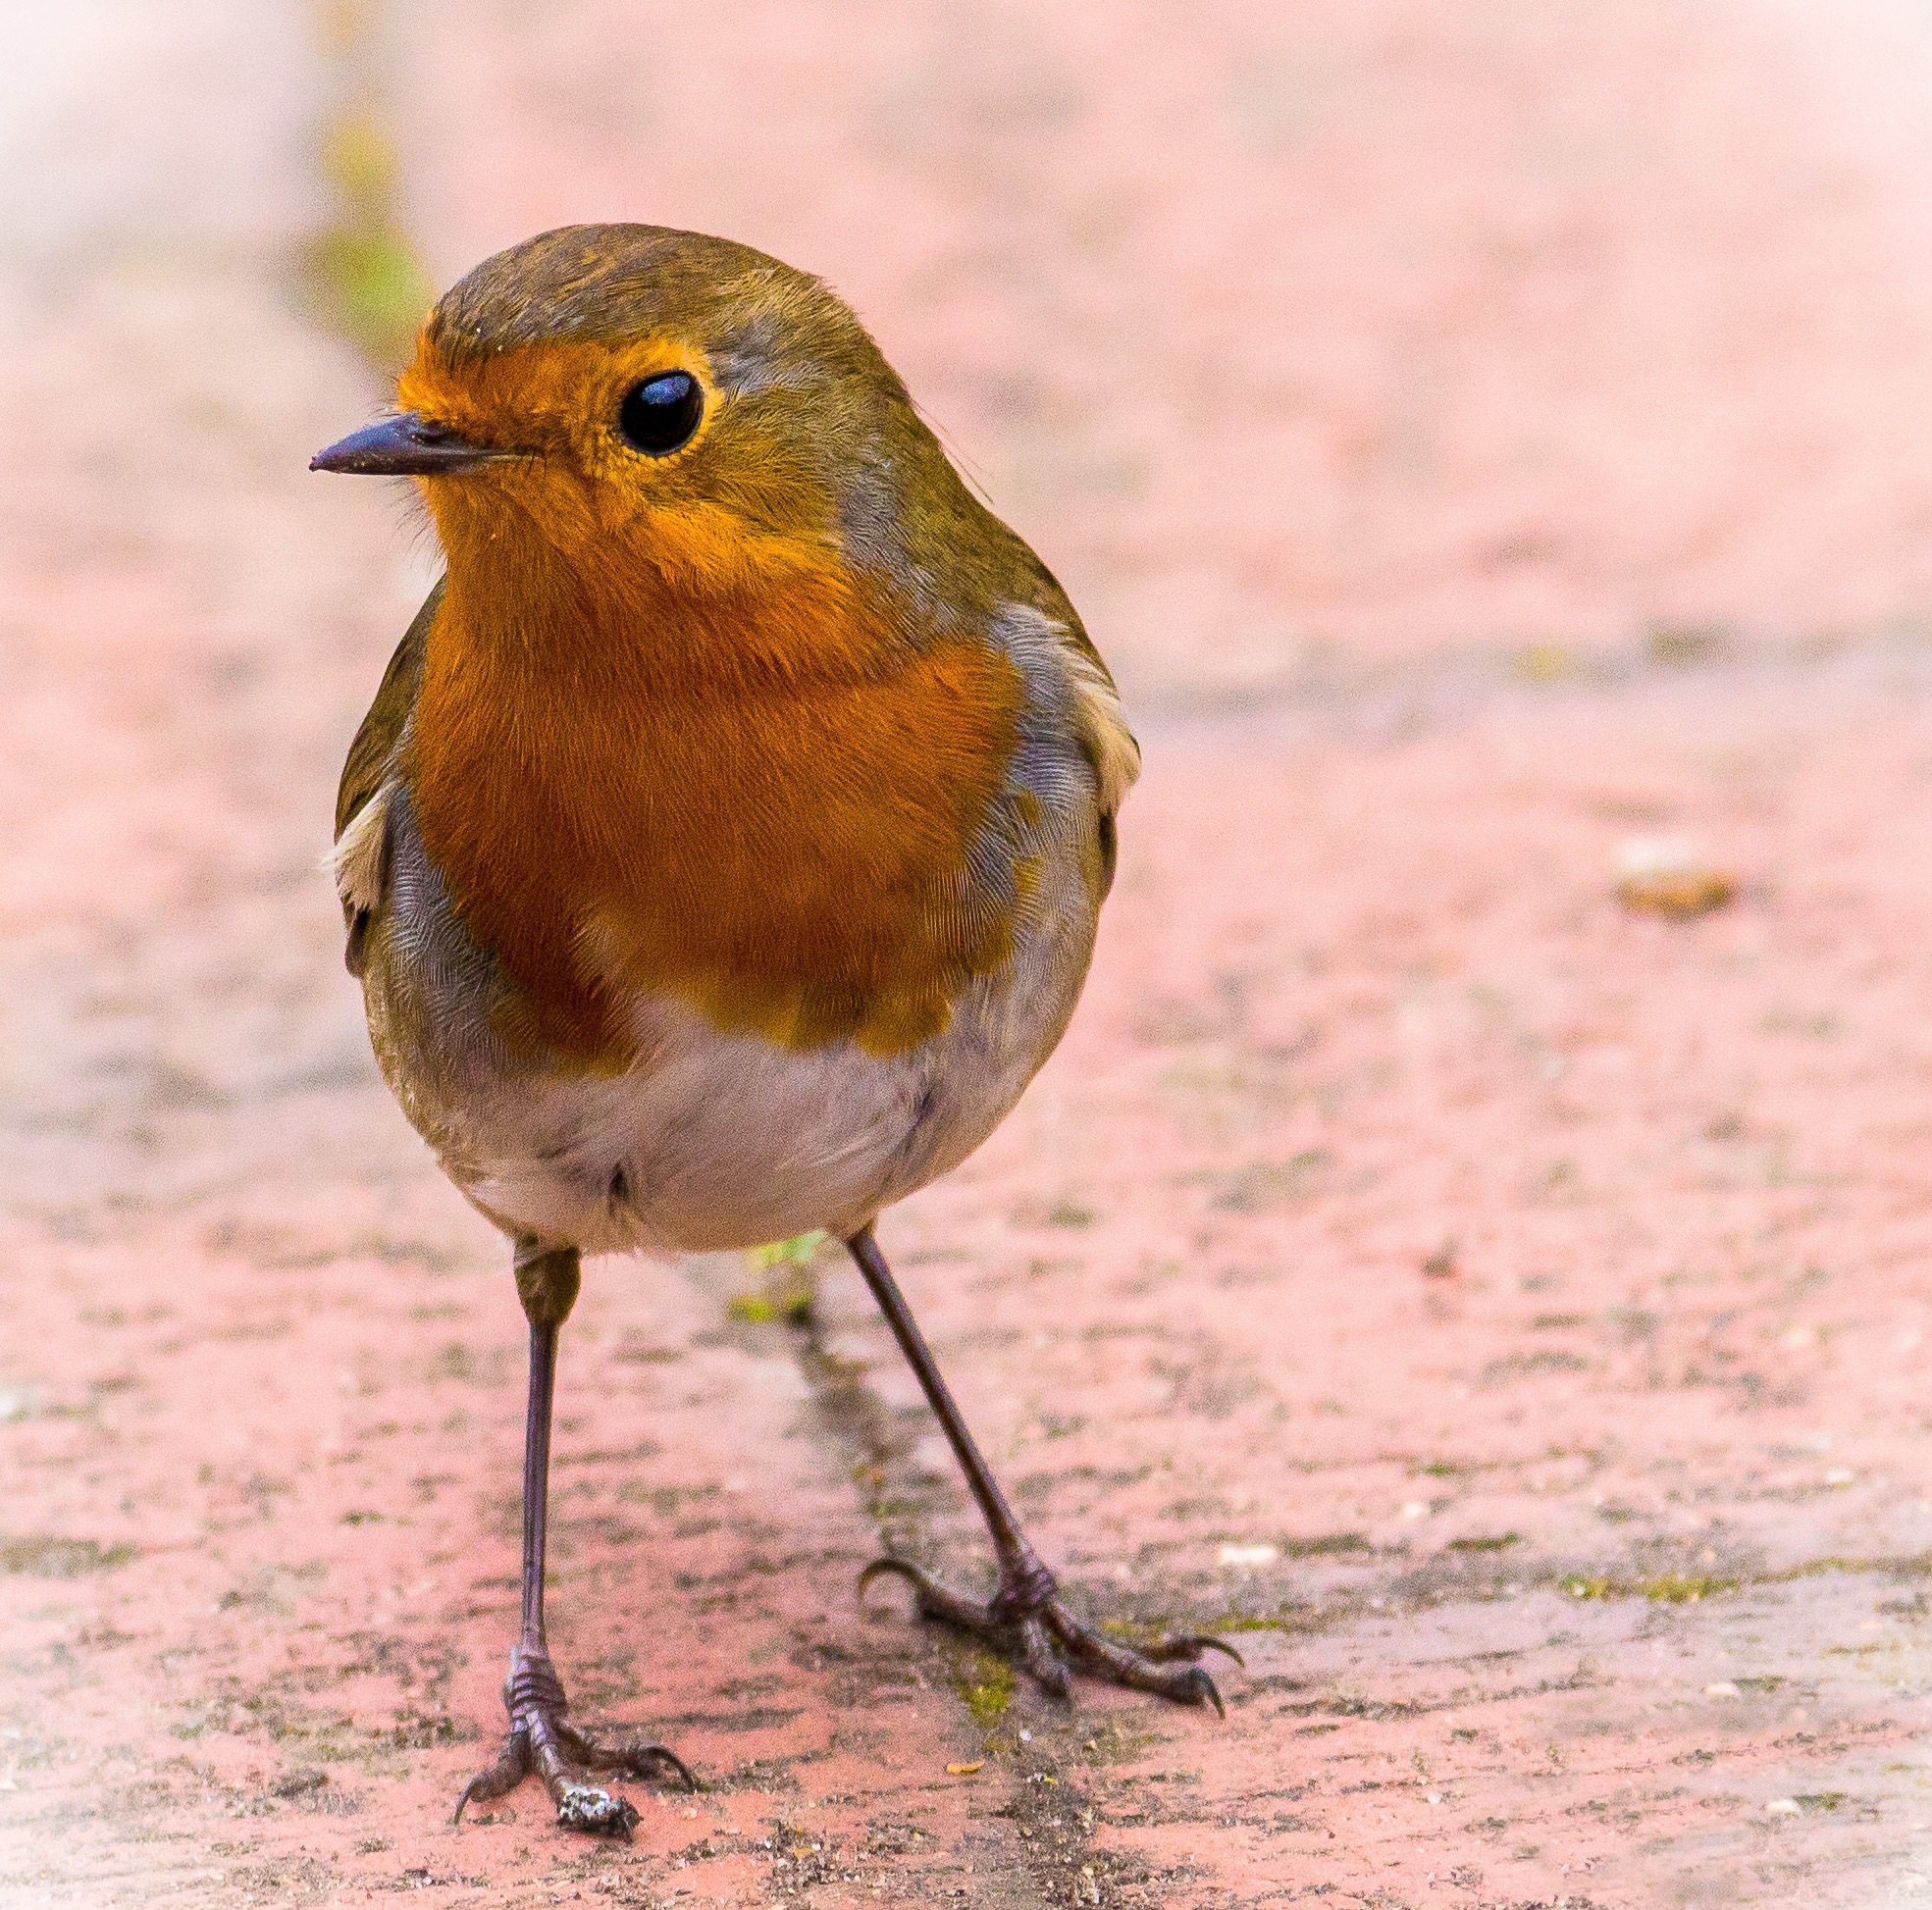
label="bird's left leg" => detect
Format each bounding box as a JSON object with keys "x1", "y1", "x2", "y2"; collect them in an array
[
  {"x1": 847, "y1": 1225, "x2": 1238, "y2": 1712},
  {"x1": 453, "y1": 1241, "x2": 696, "y2": 1836}
]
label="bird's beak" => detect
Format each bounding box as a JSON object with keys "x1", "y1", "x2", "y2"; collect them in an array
[{"x1": 309, "y1": 411, "x2": 510, "y2": 476}]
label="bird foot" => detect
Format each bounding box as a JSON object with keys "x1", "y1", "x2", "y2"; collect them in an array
[
  {"x1": 453, "y1": 1640, "x2": 696, "y2": 1836},
  {"x1": 860, "y1": 1556, "x2": 1240, "y2": 1714}
]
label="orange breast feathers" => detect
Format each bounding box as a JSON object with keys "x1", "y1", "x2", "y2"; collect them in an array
[{"x1": 406, "y1": 543, "x2": 1027, "y2": 1065}]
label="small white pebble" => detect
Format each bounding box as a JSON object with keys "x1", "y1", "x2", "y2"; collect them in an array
[
  {"x1": 1426, "y1": 1791, "x2": 1443, "y2": 1805},
  {"x1": 1704, "y1": 1681, "x2": 1741, "y2": 1698},
  {"x1": 1616, "y1": 835, "x2": 1698, "y2": 879},
  {"x1": 1218, "y1": 1542, "x2": 1279, "y2": 1568},
  {"x1": 1767, "y1": 1797, "x2": 1801, "y2": 1816},
  {"x1": 1400, "y1": 1501, "x2": 1429, "y2": 1521},
  {"x1": 1018, "y1": 1729, "x2": 1032, "y2": 1743},
  {"x1": 1825, "y1": 1469, "x2": 1856, "y2": 1487}
]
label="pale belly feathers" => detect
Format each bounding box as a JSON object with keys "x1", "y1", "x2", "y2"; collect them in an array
[{"x1": 354, "y1": 788, "x2": 1097, "y2": 1256}]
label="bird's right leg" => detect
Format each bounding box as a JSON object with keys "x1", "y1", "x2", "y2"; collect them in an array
[{"x1": 453, "y1": 1241, "x2": 695, "y2": 1837}]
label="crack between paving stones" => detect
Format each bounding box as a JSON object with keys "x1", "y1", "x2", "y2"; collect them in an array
[
  {"x1": 1138, "y1": 619, "x2": 1932, "y2": 744},
  {"x1": 774, "y1": 1281, "x2": 1183, "y2": 1910}
]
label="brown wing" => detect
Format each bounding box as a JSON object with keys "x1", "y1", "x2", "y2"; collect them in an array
[
  {"x1": 337, "y1": 579, "x2": 440, "y2": 839},
  {"x1": 334, "y1": 580, "x2": 441, "y2": 972}
]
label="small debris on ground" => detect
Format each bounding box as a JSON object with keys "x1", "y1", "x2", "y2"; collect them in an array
[
  {"x1": 1615, "y1": 837, "x2": 1737, "y2": 918},
  {"x1": 1219, "y1": 1542, "x2": 1280, "y2": 1568}
]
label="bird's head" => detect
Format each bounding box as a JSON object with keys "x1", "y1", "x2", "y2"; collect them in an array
[{"x1": 313, "y1": 225, "x2": 966, "y2": 643}]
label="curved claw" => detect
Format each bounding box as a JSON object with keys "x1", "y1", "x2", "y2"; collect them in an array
[
  {"x1": 1182, "y1": 1666, "x2": 1226, "y2": 1719},
  {"x1": 630, "y1": 1745, "x2": 700, "y2": 1791},
  {"x1": 452, "y1": 1728, "x2": 530, "y2": 1824},
  {"x1": 859, "y1": 1556, "x2": 923, "y2": 1598},
  {"x1": 1142, "y1": 1633, "x2": 1246, "y2": 1669},
  {"x1": 554, "y1": 1718, "x2": 701, "y2": 1792},
  {"x1": 578, "y1": 1737, "x2": 700, "y2": 1791}
]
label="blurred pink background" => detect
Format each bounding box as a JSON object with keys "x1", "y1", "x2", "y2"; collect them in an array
[{"x1": 405, "y1": 0, "x2": 1932, "y2": 692}]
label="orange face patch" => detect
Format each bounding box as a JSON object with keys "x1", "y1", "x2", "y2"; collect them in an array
[{"x1": 400, "y1": 336, "x2": 843, "y2": 598}]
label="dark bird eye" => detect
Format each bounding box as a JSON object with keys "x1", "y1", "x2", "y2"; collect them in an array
[{"x1": 617, "y1": 372, "x2": 703, "y2": 455}]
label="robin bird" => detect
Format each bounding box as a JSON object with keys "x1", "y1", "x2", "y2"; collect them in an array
[{"x1": 311, "y1": 223, "x2": 1236, "y2": 1837}]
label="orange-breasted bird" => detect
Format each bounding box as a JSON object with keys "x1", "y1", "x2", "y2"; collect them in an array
[{"x1": 312, "y1": 223, "x2": 1235, "y2": 1837}]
